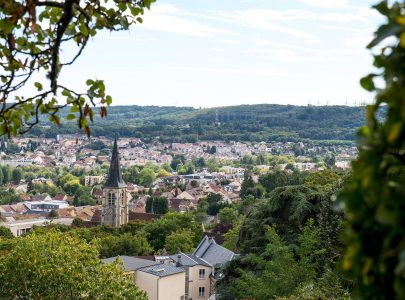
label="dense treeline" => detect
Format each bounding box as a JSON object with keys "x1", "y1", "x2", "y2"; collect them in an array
[
  {"x1": 215, "y1": 169, "x2": 350, "y2": 299},
  {"x1": 28, "y1": 105, "x2": 369, "y2": 143}
]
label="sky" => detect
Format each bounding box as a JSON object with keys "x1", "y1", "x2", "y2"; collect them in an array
[{"x1": 59, "y1": 0, "x2": 383, "y2": 108}]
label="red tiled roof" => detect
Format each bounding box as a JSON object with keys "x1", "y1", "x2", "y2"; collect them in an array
[{"x1": 19, "y1": 194, "x2": 31, "y2": 201}]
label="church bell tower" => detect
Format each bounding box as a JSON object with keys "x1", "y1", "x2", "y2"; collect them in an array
[{"x1": 102, "y1": 138, "x2": 128, "y2": 227}]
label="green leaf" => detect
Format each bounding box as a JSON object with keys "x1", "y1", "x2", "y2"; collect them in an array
[
  {"x1": 34, "y1": 82, "x2": 43, "y2": 91},
  {"x1": 66, "y1": 114, "x2": 76, "y2": 120},
  {"x1": 70, "y1": 105, "x2": 80, "y2": 113},
  {"x1": 106, "y1": 95, "x2": 112, "y2": 106},
  {"x1": 373, "y1": 1, "x2": 389, "y2": 15},
  {"x1": 79, "y1": 23, "x2": 89, "y2": 36},
  {"x1": 368, "y1": 24, "x2": 401, "y2": 48},
  {"x1": 360, "y1": 74, "x2": 377, "y2": 92}
]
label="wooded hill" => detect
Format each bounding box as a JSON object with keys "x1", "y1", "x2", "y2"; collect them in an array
[{"x1": 31, "y1": 104, "x2": 368, "y2": 143}]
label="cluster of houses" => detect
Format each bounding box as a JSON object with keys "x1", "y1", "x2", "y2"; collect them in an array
[{"x1": 0, "y1": 135, "x2": 356, "y2": 171}]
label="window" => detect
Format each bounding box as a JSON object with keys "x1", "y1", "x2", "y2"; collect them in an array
[
  {"x1": 199, "y1": 269, "x2": 205, "y2": 279},
  {"x1": 198, "y1": 287, "x2": 205, "y2": 297},
  {"x1": 108, "y1": 193, "x2": 116, "y2": 206}
]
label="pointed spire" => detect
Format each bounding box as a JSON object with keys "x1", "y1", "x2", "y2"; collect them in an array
[{"x1": 104, "y1": 138, "x2": 126, "y2": 188}]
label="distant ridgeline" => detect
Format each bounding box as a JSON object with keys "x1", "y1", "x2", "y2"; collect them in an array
[{"x1": 30, "y1": 104, "x2": 371, "y2": 144}]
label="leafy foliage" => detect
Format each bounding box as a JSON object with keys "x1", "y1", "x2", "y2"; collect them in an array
[
  {"x1": 218, "y1": 207, "x2": 240, "y2": 225},
  {"x1": 239, "y1": 186, "x2": 325, "y2": 253},
  {"x1": 164, "y1": 229, "x2": 195, "y2": 254},
  {"x1": 340, "y1": 1, "x2": 405, "y2": 298},
  {"x1": 217, "y1": 222, "x2": 348, "y2": 300},
  {"x1": 144, "y1": 212, "x2": 203, "y2": 251},
  {"x1": 0, "y1": 226, "x2": 13, "y2": 239},
  {"x1": 145, "y1": 196, "x2": 168, "y2": 214},
  {"x1": 0, "y1": 231, "x2": 147, "y2": 299}
]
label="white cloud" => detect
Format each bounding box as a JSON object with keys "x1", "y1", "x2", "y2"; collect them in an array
[
  {"x1": 248, "y1": 48, "x2": 346, "y2": 63},
  {"x1": 319, "y1": 12, "x2": 369, "y2": 23},
  {"x1": 141, "y1": 4, "x2": 234, "y2": 37},
  {"x1": 221, "y1": 9, "x2": 319, "y2": 42},
  {"x1": 297, "y1": 0, "x2": 348, "y2": 9},
  {"x1": 344, "y1": 35, "x2": 372, "y2": 48},
  {"x1": 151, "y1": 3, "x2": 182, "y2": 14},
  {"x1": 171, "y1": 66, "x2": 292, "y2": 77}
]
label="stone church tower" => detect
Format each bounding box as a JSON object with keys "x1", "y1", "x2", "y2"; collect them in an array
[{"x1": 102, "y1": 139, "x2": 128, "y2": 227}]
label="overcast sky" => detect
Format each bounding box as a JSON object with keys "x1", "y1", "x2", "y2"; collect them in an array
[{"x1": 59, "y1": 0, "x2": 382, "y2": 108}]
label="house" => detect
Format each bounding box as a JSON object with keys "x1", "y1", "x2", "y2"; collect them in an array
[
  {"x1": 24, "y1": 197, "x2": 69, "y2": 213},
  {"x1": 13, "y1": 184, "x2": 28, "y2": 194},
  {"x1": 168, "y1": 198, "x2": 196, "y2": 213},
  {"x1": 31, "y1": 194, "x2": 52, "y2": 202},
  {"x1": 63, "y1": 154, "x2": 76, "y2": 165},
  {"x1": 170, "y1": 253, "x2": 212, "y2": 300},
  {"x1": 31, "y1": 178, "x2": 54, "y2": 185},
  {"x1": 84, "y1": 175, "x2": 104, "y2": 186},
  {"x1": 0, "y1": 217, "x2": 73, "y2": 236},
  {"x1": 28, "y1": 154, "x2": 44, "y2": 164},
  {"x1": 102, "y1": 256, "x2": 185, "y2": 300},
  {"x1": 53, "y1": 194, "x2": 68, "y2": 201},
  {"x1": 19, "y1": 194, "x2": 31, "y2": 202},
  {"x1": 170, "y1": 235, "x2": 238, "y2": 300}
]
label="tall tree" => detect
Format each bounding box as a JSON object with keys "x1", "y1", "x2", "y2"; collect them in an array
[
  {"x1": 144, "y1": 212, "x2": 203, "y2": 250},
  {"x1": 164, "y1": 229, "x2": 195, "y2": 254},
  {"x1": 239, "y1": 186, "x2": 324, "y2": 253},
  {"x1": 0, "y1": 168, "x2": 3, "y2": 186},
  {"x1": 153, "y1": 197, "x2": 169, "y2": 215},
  {"x1": 2, "y1": 166, "x2": 11, "y2": 184},
  {"x1": 12, "y1": 168, "x2": 22, "y2": 184},
  {"x1": 138, "y1": 168, "x2": 156, "y2": 188}
]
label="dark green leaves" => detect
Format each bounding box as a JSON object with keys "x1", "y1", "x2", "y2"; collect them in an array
[
  {"x1": 360, "y1": 74, "x2": 377, "y2": 92},
  {"x1": 341, "y1": 1, "x2": 405, "y2": 298}
]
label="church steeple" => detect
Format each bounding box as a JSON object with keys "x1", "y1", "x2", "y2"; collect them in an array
[
  {"x1": 104, "y1": 138, "x2": 126, "y2": 188},
  {"x1": 102, "y1": 138, "x2": 129, "y2": 227}
]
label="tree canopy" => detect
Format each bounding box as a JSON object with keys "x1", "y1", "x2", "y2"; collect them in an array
[{"x1": 0, "y1": 231, "x2": 147, "y2": 299}]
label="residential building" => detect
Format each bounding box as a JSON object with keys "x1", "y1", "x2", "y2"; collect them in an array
[
  {"x1": 170, "y1": 253, "x2": 212, "y2": 300},
  {"x1": 102, "y1": 256, "x2": 185, "y2": 300},
  {"x1": 170, "y1": 235, "x2": 238, "y2": 300},
  {"x1": 84, "y1": 175, "x2": 105, "y2": 186},
  {"x1": 0, "y1": 217, "x2": 73, "y2": 237},
  {"x1": 24, "y1": 199, "x2": 69, "y2": 213}
]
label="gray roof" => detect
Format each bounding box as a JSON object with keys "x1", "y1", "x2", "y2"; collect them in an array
[
  {"x1": 102, "y1": 256, "x2": 159, "y2": 272},
  {"x1": 192, "y1": 235, "x2": 236, "y2": 267},
  {"x1": 170, "y1": 253, "x2": 211, "y2": 267},
  {"x1": 140, "y1": 264, "x2": 185, "y2": 277},
  {"x1": 104, "y1": 138, "x2": 127, "y2": 188}
]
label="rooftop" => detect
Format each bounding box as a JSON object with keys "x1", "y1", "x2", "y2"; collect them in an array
[
  {"x1": 140, "y1": 264, "x2": 185, "y2": 277},
  {"x1": 102, "y1": 256, "x2": 160, "y2": 272},
  {"x1": 170, "y1": 253, "x2": 211, "y2": 267},
  {"x1": 104, "y1": 138, "x2": 127, "y2": 189},
  {"x1": 192, "y1": 235, "x2": 237, "y2": 267}
]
